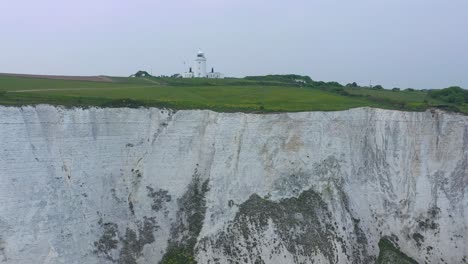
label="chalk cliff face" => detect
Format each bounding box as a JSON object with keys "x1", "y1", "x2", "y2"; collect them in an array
[{"x1": 0, "y1": 105, "x2": 466, "y2": 264}]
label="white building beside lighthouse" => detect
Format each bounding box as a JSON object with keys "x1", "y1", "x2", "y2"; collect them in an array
[{"x1": 182, "y1": 50, "x2": 224, "y2": 78}]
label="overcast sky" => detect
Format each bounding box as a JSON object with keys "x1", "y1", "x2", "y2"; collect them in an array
[{"x1": 1, "y1": 0, "x2": 467, "y2": 89}]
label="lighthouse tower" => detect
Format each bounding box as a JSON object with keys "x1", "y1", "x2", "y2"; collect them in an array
[
  {"x1": 181, "y1": 50, "x2": 223, "y2": 78},
  {"x1": 194, "y1": 50, "x2": 207, "y2": 78}
]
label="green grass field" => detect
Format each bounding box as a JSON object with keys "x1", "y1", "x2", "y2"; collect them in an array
[{"x1": 0, "y1": 74, "x2": 466, "y2": 114}]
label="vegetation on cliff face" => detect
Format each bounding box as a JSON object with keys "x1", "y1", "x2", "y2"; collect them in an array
[
  {"x1": 0, "y1": 74, "x2": 466, "y2": 114},
  {"x1": 160, "y1": 176, "x2": 209, "y2": 264},
  {"x1": 199, "y1": 186, "x2": 375, "y2": 263},
  {"x1": 93, "y1": 217, "x2": 160, "y2": 264},
  {"x1": 377, "y1": 238, "x2": 418, "y2": 264}
]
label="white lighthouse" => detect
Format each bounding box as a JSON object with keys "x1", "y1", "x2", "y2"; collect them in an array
[
  {"x1": 194, "y1": 50, "x2": 207, "y2": 78},
  {"x1": 182, "y1": 50, "x2": 223, "y2": 78}
]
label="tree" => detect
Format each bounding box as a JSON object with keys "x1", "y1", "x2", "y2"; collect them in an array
[{"x1": 373, "y1": 85, "x2": 383, "y2": 90}]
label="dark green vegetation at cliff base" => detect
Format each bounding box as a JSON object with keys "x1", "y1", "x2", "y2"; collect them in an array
[{"x1": 0, "y1": 74, "x2": 466, "y2": 114}]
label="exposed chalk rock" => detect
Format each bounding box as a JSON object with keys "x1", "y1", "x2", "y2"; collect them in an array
[{"x1": 0, "y1": 105, "x2": 466, "y2": 264}]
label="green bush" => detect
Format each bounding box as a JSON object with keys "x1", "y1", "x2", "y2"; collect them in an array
[
  {"x1": 429, "y1": 86, "x2": 467, "y2": 103},
  {"x1": 327, "y1": 81, "x2": 343, "y2": 87},
  {"x1": 346, "y1": 82, "x2": 358, "y2": 87}
]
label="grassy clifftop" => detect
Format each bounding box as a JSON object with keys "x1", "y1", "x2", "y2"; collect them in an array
[{"x1": 0, "y1": 74, "x2": 466, "y2": 114}]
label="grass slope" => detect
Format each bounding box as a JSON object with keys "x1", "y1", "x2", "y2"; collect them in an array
[{"x1": 0, "y1": 74, "x2": 466, "y2": 114}]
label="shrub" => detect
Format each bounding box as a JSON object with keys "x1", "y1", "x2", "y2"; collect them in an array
[
  {"x1": 429, "y1": 86, "x2": 467, "y2": 103},
  {"x1": 327, "y1": 81, "x2": 343, "y2": 87},
  {"x1": 346, "y1": 82, "x2": 358, "y2": 87}
]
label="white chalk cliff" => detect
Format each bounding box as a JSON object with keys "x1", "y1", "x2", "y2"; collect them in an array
[{"x1": 0, "y1": 105, "x2": 466, "y2": 264}]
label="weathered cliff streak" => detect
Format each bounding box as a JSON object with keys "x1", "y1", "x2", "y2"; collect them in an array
[{"x1": 0, "y1": 105, "x2": 466, "y2": 264}]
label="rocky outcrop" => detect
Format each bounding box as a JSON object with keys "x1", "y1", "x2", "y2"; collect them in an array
[{"x1": 0, "y1": 106, "x2": 466, "y2": 263}]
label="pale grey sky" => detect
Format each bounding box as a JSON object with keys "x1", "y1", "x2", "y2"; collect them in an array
[{"x1": 1, "y1": 0, "x2": 467, "y2": 89}]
